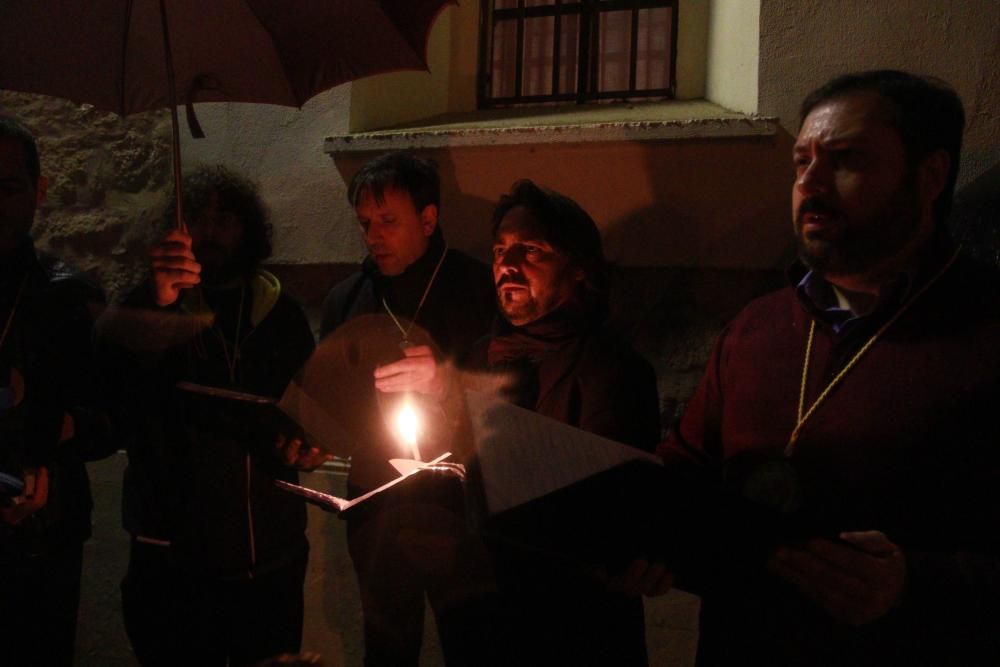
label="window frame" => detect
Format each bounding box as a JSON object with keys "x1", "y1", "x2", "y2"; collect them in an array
[{"x1": 477, "y1": 0, "x2": 679, "y2": 108}]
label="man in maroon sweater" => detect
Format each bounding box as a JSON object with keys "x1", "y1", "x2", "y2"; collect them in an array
[{"x1": 650, "y1": 71, "x2": 1000, "y2": 664}]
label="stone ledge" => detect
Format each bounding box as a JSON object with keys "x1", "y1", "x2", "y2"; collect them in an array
[{"x1": 325, "y1": 100, "x2": 778, "y2": 153}]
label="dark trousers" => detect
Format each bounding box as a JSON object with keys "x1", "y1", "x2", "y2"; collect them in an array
[
  {"x1": 346, "y1": 482, "x2": 507, "y2": 667},
  {"x1": 121, "y1": 540, "x2": 307, "y2": 667},
  {"x1": 0, "y1": 541, "x2": 84, "y2": 667}
]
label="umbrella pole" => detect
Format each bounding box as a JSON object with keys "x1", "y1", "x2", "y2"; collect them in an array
[{"x1": 158, "y1": 0, "x2": 186, "y2": 232}]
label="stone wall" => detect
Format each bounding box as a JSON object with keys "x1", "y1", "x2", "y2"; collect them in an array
[{"x1": 0, "y1": 91, "x2": 172, "y2": 300}]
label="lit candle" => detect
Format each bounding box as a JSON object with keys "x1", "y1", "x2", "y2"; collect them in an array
[{"x1": 395, "y1": 399, "x2": 422, "y2": 461}]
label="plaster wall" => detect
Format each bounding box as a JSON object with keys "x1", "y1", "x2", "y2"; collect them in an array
[
  {"x1": 177, "y1": 86, "x2": 365, "y2": 266},
  {"x1": 7, "y1": 0, "x2": 999, "y2": 281},
  {"x1": 758, "y1": 0, "x2": 1000, "y2": 190},
  {"x1": 329, "y1": 135, "x2": 792, "y2": 271}
]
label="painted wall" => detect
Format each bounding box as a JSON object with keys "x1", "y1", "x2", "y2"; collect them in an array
[
  {"x1": 758, "y1": 0, "x2": 1000, "y2": 189},
  {"x1": 172, "y1": 0, "x2": 1000, "y2": 272},
  {"x1": 705, "y1": 0, "x2": 760, "y2": 114}
]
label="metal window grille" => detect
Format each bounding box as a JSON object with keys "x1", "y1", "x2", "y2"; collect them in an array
[{"x1": 479, "y1": 0, "x2": 678, "y2": 107}]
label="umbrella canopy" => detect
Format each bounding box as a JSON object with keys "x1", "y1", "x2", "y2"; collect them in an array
[
  {"x1": 0, "y1": 0, "x2": 454, "y2": 115},
  {"x1": 0, "y1": 0, "x2": 455, "y2": 226}
]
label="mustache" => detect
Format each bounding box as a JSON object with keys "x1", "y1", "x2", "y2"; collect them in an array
[
  {"x1": 796, "y1": 197, "x2": 841, "y2": 224},
  {"x1": 496, "y1": 274, "x2": 527, "y2": 289}
]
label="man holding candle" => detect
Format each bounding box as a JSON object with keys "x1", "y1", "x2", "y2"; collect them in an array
[
  {"x1": 320, "y1": 151, "x2": 495, "y2": 666},
  {"x1": 643, "y1": 70, "x2": 1000, "y2": 664}
]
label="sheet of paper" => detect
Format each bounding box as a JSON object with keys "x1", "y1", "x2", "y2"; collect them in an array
[
  {"x1": 277, "y1": 379, "x2": 353, "y2": 457},
  {"x1": 464, "y1": 389, "x2": 661, "y2": 515}
]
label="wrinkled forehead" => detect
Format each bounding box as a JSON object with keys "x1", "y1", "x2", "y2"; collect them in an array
[{"x1": 797, "y1": 91, "x2": 897, "y2": 146}]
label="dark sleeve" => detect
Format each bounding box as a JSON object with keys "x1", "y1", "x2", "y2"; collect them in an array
[
  {"x1": 281, "y1": 296, "x2": 316, "y2": 382},
  {"x1": 577, "y1": 345, "x2": 661, "y2": 452},
  {"x1": 34, "y1": 278, "x2": 116, "y2": 464},
  {"x1": 319, "y1": 272, "x2": 365, "y2": 339}
]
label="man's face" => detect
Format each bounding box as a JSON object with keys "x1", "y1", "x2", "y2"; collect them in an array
[
  {"x1": 188, "y1": 194, "x2": 245, "y2": 285},
  {"x1": 356, "y1": 187, "x2": 436, "y2": 277},
  {"x1": 792, "y1": 92, "x2": 927, "y2": 278},
  {"x1": 493, "y1": 205, "x2": 583, "y2": 326},
  {"x1": 0, "y1": 138, "x2": 41, "y2": 256}
]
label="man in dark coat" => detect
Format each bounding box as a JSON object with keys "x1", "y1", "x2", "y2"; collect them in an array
[
  {"x1": 465, "y1": 179, "x2": 662, "y2": 665},
  {"x1": 108, "y1": 166, "x2": 320, "y2": 666},
  {"x1": 0, "y1": 116, "x2": 114, "y2": 666},
  {"x1": 650, "y1": 71, "x2": 1000, "y2": 664},
  {"x1": 319, "y1": 151, "x2": 496, "y2": 666}
]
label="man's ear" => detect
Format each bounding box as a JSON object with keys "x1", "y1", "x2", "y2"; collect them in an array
[
  {"x1": 919, "y1": 149, "x2": 949, "y2": 209},
  {"x1": 35, "y1": 175, "x2": 48, "y2": 207},
  {"x1": 420, "y1": 204, "x2": 438, "y2": 237}
]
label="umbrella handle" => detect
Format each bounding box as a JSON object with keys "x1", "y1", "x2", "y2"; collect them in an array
[{"x1": 158, "y1": 0, "x2": 186, "y2": 232}]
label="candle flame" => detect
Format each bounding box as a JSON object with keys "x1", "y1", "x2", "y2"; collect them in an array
[{"x1": 395, "y1": 400, "x2": 422, "y2": 460}]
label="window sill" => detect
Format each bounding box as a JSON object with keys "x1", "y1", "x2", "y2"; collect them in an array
[{"x1": 324, "y1": 100, "x2": 778, "y2": 154}]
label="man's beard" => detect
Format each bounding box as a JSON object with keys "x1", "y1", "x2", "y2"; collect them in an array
[
  {"x1": 496, "y1": 274, "x2": 540, "y2": 325},
  {"x1": 796, "y1": 171, "x2": 922, "y2": 277}
]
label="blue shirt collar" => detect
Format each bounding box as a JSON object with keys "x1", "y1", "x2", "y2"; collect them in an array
[{"x1": 795, "y1": 269, "x2": 913, "y2": 335}]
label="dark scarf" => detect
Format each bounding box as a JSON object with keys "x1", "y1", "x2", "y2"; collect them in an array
[{"x1": 487, "y1": 305, "x2": 598, "y2": 410}]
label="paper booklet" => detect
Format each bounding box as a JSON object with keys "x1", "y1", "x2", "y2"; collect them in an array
[
  {"x1": 463, "y1": 388, "x2": 843, "y2": 571},
  {"x1": 463, "y1": 389, "x2": 663, "y2": 516},
  {"x1": 275, "y1": 452, "x2": 454, "y2": 517},
  {"x1": 460, "y1": 389, "x2": 713, "y2": 569},
  {"x1": 175, "y1": 380, "x2": 346, "y2": 458}
]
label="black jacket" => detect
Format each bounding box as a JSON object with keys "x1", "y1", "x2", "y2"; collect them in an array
[
  {"x1": 0, "y1": 240, "x2": 112, "y2": 557},
  {"x1": 109, "y1": 272, "x2": 315, "y2": 579},
  {"x1": 320, "y1": 232, "x2": 495, "y2": 491}
]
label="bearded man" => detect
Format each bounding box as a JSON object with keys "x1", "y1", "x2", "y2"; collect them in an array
[
  {"x1": 651, "y1": 70, "x2": 1000, "y2": 664},
  {"x1": 466, "y1": 179, "x2": 662, "y2": 665},
  {"x1": 110, "y1": 166, "x2": 320, "y2": 667}
]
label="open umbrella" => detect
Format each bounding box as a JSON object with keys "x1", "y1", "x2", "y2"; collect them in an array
[{"x1": 0, "y1": 0, "x2": 455, "y2": 227}]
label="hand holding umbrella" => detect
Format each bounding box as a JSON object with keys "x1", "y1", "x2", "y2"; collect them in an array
[{"x1": 149, "y1": 227, "x2": 201, "y2": 307}]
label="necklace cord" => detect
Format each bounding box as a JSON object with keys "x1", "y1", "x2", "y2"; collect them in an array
[
  {"x1": 383, "y1": 245, "x2": 449, "y2": 343},
  {"x1": 786, "y1": 249, "x2": 961, "y2": 456},
  {"x1": 0, "y1": 275, "x2": 29, "y2": 353}
]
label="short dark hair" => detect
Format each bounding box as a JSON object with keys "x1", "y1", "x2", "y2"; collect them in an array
[
  {"x1": 164, "y1": 165, "x2": 272, "y2": 272},
  {"x1": 347, "y1": 151, "x2": 440, "y2": 214},
  {"x1": 0, "y1": 116, "x2": 41, "y2": 184},
  {"x1": 491, "y1": 179, "x2": 609, "y2": 310},
  {"x1": 800, "y1": 70, "x2": 965, "y2": 224}
]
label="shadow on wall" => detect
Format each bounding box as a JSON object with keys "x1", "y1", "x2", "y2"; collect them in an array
[
  {"x1": 952, "y1": 161, "x2": 1000, "y2": 267},
  {"x1": 601, "y1": 129, "x2": 797, "y2": 424},
  {"x1": 326, "y1": 129, "x2": 799, "y2": 425}
]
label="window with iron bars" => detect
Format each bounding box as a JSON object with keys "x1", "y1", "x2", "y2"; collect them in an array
[{"x1": 479, "y1": 0, "x2": 678, "y2": 108}]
